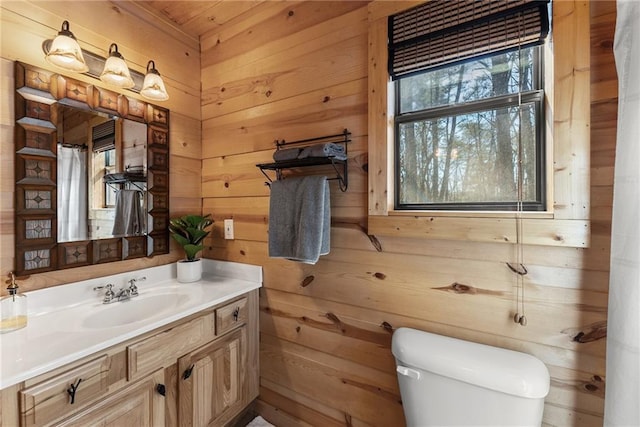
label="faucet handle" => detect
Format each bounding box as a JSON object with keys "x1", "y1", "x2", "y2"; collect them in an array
[
  {"x1": 128, "y1": 276, "x2": 145, "y2": 297},
  {"x1": 94, "y1": 284, "x2": 115, "y2": 304}
]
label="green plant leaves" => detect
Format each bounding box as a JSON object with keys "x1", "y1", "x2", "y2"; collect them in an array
[{"x1": 169, "y1": 214, "x2": 213, "y2": 261}]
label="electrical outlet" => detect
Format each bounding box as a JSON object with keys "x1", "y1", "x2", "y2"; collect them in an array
[{"x1": 224, "y1": 219, "x2": 234, "y2": 240}]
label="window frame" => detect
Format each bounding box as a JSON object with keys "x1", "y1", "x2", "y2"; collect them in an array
[{"x1": 367, "y1": 0, "x2": 591, "y2": 248}]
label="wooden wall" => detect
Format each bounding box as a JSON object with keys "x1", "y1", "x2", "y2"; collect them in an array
[
  {"x1": 202, "y1": 2, "x2": 617, "y2": 426},
  {"x1": 0, "y1": 1, "x2": 619, "y2": 425},
  {"x1": 0, "y1": 1, "x2": 202, "y2": 291}
]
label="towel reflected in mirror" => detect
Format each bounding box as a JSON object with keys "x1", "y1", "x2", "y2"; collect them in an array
[{"x1": 112, "y1": 189, "x2": 146, "y2": 236}]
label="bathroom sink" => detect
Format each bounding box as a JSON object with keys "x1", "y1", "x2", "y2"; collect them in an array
[{"x1": 82, "y1": 291, "x2": 192, "y2": 329}]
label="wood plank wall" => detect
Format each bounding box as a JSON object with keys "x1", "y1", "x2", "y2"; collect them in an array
[
  {"x1": 0, "y1": 1, "x2": 202, "y2": 291},
  {"x1": 202, "y1": 2, "x2": 617, "y2": 426}
]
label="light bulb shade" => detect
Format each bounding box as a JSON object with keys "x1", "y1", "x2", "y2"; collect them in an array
[
  {"x1": 100, "y1": 44, "x2": 134, "y2": 89},
  {"x1": 44, "y1": 21, "x2": 88, "y2": 72},
  {"x1": 140, "y1": 60, "x2": 169, "y2": 101}
]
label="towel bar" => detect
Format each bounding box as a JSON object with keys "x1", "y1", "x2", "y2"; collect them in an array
[{"x1": 256, "y1": 129, "x2": 350, "y2": 192}]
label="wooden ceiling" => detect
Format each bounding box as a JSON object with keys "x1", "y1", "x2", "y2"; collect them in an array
[{"x1": 134, "y1": 1, "x2": 264, "y2": 40}]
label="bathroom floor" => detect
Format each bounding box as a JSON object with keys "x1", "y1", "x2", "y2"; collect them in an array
[{"x1": 245, "y1": 416, "x2": 275, "y2": 427}]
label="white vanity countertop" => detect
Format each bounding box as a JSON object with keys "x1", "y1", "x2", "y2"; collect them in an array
[{"x1": 0, "y1": 260, "x2": 262, "y2": 389}]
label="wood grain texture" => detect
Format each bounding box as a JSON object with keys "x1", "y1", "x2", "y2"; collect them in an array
[
  {"x1": 0, "y1": 0, "x2": 618, "y2": 425},
  {"x1": 201, "y1": 1, "x2": 616, "y2": 426},
  {"x1": 0, "y1": 1, "x2": 202, "y2": 291}
]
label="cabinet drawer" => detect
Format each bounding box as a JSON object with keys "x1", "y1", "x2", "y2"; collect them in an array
[
  {"x1": 20, "y1": 355, "x2": 110, "y2": 427},
  {"x1": 128, "y1": 312, "x2": 215, "y2": 381},
  {"x1": 216, "y1": 297, "x2": 248, "y2": 336}
]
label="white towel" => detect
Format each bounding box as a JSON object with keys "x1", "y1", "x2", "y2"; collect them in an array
[{"x1": 268, "y1": 176, "x2": 330, "y2": 264}]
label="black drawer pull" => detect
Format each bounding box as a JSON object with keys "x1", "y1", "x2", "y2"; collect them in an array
[
  {"x1": 156, "y1": 384, "x2": 166, "y2": 396},
  {"x1": 233, "y1": 307, "x2": 240, "y2": 321},
  {"x1": 67, "y1": 378, "x2": 82, "y2": 404},
  {"x1": 182, "y1": 364, "x2": 195, "y2": 380}
]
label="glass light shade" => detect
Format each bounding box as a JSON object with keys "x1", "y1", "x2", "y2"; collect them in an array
[
  {"x1": 100, "y1": 44, "x2": 134, "y2": 89},
  {"x1": 140, "y1": 60, "x2": 169, "y2": 101},
  {"x1": 44, "y1": 21, "x2": 88, "y2": 72}
]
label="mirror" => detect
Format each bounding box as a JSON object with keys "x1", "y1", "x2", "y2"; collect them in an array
[{"x1": 14, "y1": 62, "x2": 170, "y2": 275}]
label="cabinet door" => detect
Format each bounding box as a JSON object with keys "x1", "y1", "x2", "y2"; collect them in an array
[
  {"x1": 55, "y1": 370, "x2": 165, "y2": 427},
  {"x1": 178, "y1": 327, "x2": 246, "y2": 427}
]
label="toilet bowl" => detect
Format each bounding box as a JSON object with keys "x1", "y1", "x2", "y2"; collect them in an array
[{"x1": 392, "y1": 327, "x2": 550, "y2": 426}]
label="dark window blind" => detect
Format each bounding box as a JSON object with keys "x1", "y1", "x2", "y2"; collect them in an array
[
  {"x1": 92, "y1": 119, "x2": 116, "y2": 152},
  {"x1": 389, "y1": 0, "x2": 550, "y2": 79}
]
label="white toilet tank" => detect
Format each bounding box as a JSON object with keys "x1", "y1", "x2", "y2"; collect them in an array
[{"x1": 392, "y1": 327, "x2": 549, "y2": 427}]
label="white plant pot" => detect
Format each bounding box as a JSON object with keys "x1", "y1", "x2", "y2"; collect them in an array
[{"x1": 176, "y1": 259, "x2": 203, "y2": 283}]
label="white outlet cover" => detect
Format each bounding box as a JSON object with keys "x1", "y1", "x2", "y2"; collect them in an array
[{"x1": 224, "y1": 219, "x2": 234, "y2": 239}]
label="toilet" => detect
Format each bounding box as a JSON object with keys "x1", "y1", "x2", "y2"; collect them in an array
[{"x1": 392, "y1": 327, "x2": 550, "y2": 427}]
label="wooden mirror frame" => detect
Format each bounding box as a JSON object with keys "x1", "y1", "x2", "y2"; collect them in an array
[{"x1": 14, "y1": 62, "x2": 170, "y2": 276}]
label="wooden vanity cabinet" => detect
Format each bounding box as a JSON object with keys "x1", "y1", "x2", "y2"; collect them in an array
[{"x1": 0, "y1": 290, "x2": 259, "y2": 427}]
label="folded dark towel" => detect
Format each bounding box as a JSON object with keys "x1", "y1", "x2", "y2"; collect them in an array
[
  {"x1": 273, "y1": 147, "x2": 302, "y2": 162},
  {"x1": 298, "y1": 143, "x2": 346, "y2": 160}
]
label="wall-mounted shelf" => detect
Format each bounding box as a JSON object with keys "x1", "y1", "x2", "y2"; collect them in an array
[
  {"x1": 104, "y1": 172, "x2": 146, "y2": 192},
  {"x1": 256, "y1": 129, "x2": 350, "y2": 192}
]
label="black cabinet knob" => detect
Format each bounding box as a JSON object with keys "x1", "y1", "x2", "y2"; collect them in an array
[{"x1": 156, "y1": 384, "x2": 166, "y2": 396}]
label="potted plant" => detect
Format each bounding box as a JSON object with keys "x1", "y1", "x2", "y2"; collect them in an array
[{"x1": 169, "y1": 214, "x2": 213, "y2": 282}]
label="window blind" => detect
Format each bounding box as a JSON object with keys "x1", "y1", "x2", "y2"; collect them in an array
[
  {"x1": 92, "y1": 119, "x2": 116, "y2": 152},
  {"x1": 389, "y1": 0, "x2": 550, "y2": 79}
]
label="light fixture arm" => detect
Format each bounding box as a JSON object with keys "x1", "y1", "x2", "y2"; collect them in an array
[
  {"x1": 107, "y1": 43, "x2": 123, "y2": 59},
  {"x1": 146, "y1": 60, "x2": 159, "y2": 75},
  {"x1": 58, "y1": 21, "x2": 76, "y2": 38}
]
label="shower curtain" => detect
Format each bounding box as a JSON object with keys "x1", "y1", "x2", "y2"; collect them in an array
[
  {"x1": 604, "y1": 1, "x2": 640, "y2": 425},
  {"x1": 58, "y1": 145, "x2": 88, "y2": 242}
]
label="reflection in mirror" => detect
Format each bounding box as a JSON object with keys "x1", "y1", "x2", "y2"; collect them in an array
[
  {"x1": 56, "y1": 107, "x2": 147, "y2": 242},
  {"x1": 14, "y1": 61, "x2": 170, "y2": 275}
]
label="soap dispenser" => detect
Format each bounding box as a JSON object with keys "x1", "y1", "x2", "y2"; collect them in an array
[{"x1": 0, "y1": 272, "x2": 28, "y2": 333}]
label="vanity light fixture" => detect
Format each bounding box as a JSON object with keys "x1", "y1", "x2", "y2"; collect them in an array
[
  {"x1": 140, "y1": 60, "x2": 169, "y2": 101},
  {"x1": 42, "y1": 23, "x2": 168, "y2": 101},
  {"x1": 43, "y1": 20, "x2": 89, "y2": 72},
  {"x1": 100, "y1": 43, "x2": 135, "y2": 89}
]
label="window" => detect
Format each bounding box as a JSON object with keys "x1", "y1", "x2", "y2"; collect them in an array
[
  {"x1": 367, "y1": 0, "x2": 590, "y2": 247},
  {"x1": 103, "y1": 149, "x2": 117, "y2": 207},
  {"x1": 395, "y1": 47, "x2": 545, "y2": 210},
  {"x1": 91, "y1": 119, "x2": 117, "y2": 209},
  {"x1": 388, "y1": 0, "x2": 549, "y2": 211}
]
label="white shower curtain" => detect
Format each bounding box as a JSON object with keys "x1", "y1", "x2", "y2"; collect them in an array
[
  {"x1": 57, "y1": 145, "x2": 88, "y2": 242},
  {"x1": 604, "y1": 1, "x2": 640, "y2": 425}
]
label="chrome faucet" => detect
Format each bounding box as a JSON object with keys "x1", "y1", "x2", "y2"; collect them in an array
[
  {"x1": 114, "y1": 287, "x2": 131, "y2": 302},
  {"x1": 127, "y1": 276, "x2": 146, "y2": 297},
  {"x1": 93, "y1": 277, "x2": 145, "y2": 304},
  {"x1": 93, "y1": 283, "x2": 117, "y2": 304},
  {"x1": 93, "y1": 276, "x2": 146, "y2": 304}
]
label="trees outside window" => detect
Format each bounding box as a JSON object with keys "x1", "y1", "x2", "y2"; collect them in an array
[{"x1": 395, "y1": 46, "x2": 545, "y2": 211}]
